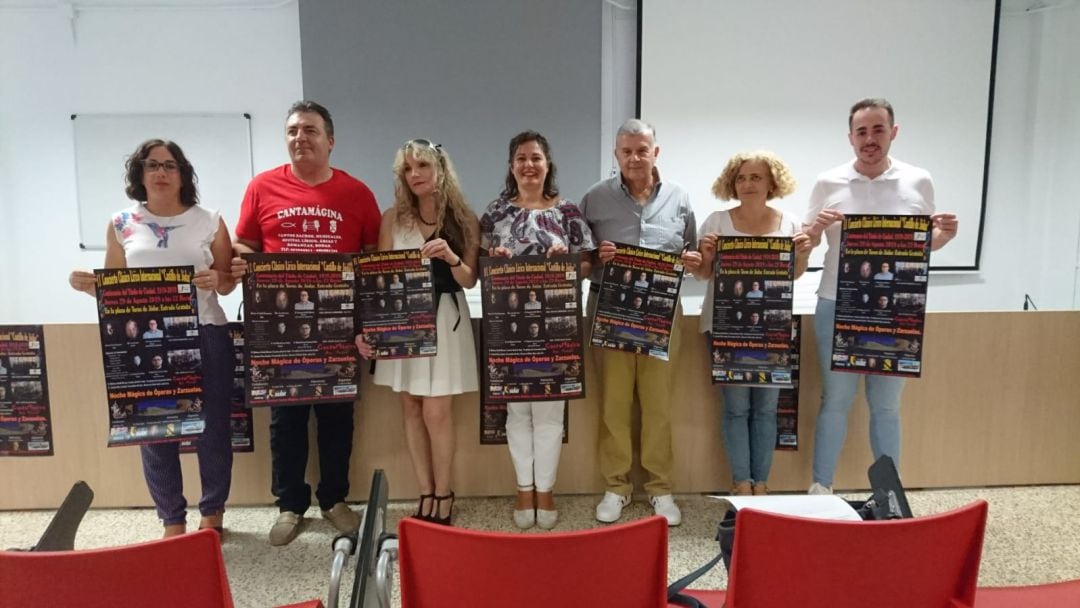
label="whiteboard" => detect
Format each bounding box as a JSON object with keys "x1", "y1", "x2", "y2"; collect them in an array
[
  {"x1": 73, "y1": 113, "x2": 253, "y2": 249},
  {"x1": 640, "y1": 0, "x2": 998, "y2": 270}
]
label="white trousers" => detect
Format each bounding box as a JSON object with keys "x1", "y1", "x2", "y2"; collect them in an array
[{"x1": 505, "y1": 401, "x2": 565, "y2": 492}]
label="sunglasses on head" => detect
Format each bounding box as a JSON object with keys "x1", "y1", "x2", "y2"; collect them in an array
[{"x1": 402, "y1": 138, "x2": 443, "y2": 154}]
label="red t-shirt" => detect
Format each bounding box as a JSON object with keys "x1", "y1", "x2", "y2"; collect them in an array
[{"x1": 235, "y1": 164, "x2": 380, "y2": 253}]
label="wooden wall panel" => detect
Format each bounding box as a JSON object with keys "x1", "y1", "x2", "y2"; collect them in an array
[{"x1": 1, "y1": 312, "x2": 1077, "y2": 509}]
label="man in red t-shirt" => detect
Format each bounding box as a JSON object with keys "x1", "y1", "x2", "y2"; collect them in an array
[{"x1": 233, "y1": 100, "x2": 380, "y2": 546}]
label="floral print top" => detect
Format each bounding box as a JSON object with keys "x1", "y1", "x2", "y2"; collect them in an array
[{"x1": 479, "y1": 197, "x2": 597, "y2": 256}]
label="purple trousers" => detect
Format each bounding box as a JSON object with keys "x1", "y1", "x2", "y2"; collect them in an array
[{"x1": 140, "y1": 324, "x2": 234, "y2": 525}]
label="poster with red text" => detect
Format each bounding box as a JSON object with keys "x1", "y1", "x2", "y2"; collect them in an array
[
  {"x1": 479, "y1": 400, "x2": 569, "y2": 445},
  {"x1": 775, "y1": 315, "x2": 802, "y2": 450},
  {"x1": 832, "y1": 215, "x2": 931, "y2": 377},
  {"x1": 0, "y1": 325, "x2": 53, "y2": 456},
  {"x1": 242, "y1": 254, "x2": 359, "y2": 406},
  {"x1": 479, "y1": 254, "x2": 585, "y2": 403},
  {"x1": 181, "y1": 322, "x2": 253, "y2": 453},
  {"x1": 590, "y1": 244, "x2": 684, "y2": 361},
  {"x1": 96, "y1": 266, "x2": 204, "y2": 447},
  {"x1": 709, "y1": 236, "x2": 795, "y2": 386},
  {"x1": 355, "y1": 249, "x2": 437, "y2": 359}
]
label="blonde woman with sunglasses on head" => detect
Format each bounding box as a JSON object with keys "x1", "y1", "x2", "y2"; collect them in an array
[{"x1": 357, "y1": 139, "x2": 480, "y2": 526}]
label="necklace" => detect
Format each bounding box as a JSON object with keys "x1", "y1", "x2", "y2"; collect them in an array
[{"x1": 417, "y1": 200, "x2": 438, "y2": 226}]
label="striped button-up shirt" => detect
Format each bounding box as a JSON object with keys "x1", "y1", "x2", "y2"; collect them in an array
[{"x1": 579, "y1": 170, "x2": 697, "y2": 284}]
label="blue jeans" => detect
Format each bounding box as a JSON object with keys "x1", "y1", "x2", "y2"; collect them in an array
[
  {"x1": 720, "y1": 385, "x2": 779, "y2": 485},
  {"x1": 812, "y1": 298, "x2": 905, "y2": 486}
]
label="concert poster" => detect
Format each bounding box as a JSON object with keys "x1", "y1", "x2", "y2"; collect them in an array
[
  {"x1": 775, "y1": 315, "x2": 801, "y2": 450},
  {"x1": 832, "y1": 215, "x2": 931, "y2": 377},
  {"x1": 479, "y1": 254, "x2": 586, "y2": 403},
  {"x1": 95, "y1": 266, "x2": 204, "y2": 447},
  {"x1": 479, "y1": 401, "x2": 569, "y2": 445},
  {"x1": 590, "y1": 243, "x2": 684, "y2": 361},
  {"x1": 709, "y1": 236, "x2": 796, "y2": 386},
  {"x1": 0, "y1": 325, "x2": 53, "y2": 456},
  {"x1": 355, "y1": 249, "x2": 437, "y2": 359},
  {"x1": 181, "y1": 323, "x2": 253, "y2": 453},
  {"x1": 242, "y1": 253, "x2": 359, "y2": 406}
]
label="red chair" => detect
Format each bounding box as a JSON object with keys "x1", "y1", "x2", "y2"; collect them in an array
[
  {"x1": 0, "y1": 529, "x2": 324, "y2": 608},
  {"x1": 720, "y1": 500, "x2": 988, "y2": 608},
  {"x1": 976, "y1": 578, "x2": 1080, "y2": 606},
  {"x1": 397, "y1": 515, "x2": 669, "y2": 608}
]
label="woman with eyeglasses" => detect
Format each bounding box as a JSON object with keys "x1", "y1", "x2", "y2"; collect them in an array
[
  {"x1": 68, "y1": 139, "x2": 236, "y2": 537},
  {"x1": 480, "y1": 131, "x2": 596, "y2": 530},
  {"x1": 358, "y1": 139, "x2": 480, "y2": 526},
  {"x1": 694, "y1": 151, "x2": 811, "y2": 496}
]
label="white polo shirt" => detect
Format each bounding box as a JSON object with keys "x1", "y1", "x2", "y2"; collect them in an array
[{"x1": 805, "y1": 158, "x2": 935, "y2": 300}]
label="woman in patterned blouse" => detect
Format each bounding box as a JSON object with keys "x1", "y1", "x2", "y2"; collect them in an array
[{"x1": 480, "y1": 131, "x2": 596, "y2": 530}]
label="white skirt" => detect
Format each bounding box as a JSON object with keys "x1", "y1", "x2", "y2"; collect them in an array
[{"x1": 373, "y1": 291, "x2": 479, "y2": 396}]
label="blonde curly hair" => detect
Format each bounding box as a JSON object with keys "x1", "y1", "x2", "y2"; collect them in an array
[
  {"x1": 391, "y1": 141, "x2": 477, "y2": 255},
  {"x1": 711, "y1": 151, "x2": 796, "y2": 201}
]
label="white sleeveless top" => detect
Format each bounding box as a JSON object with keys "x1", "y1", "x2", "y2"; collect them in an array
[
  {"x1": 698, "y1": 208, "x2": 801, "y2": 332},
  {"x1": 111, "y1": 203, "x2": 228, "y2": 326}
]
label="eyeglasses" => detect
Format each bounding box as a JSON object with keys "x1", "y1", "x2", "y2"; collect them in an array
[
  {"x1": 402, "y1": 139, "x2": 442, "y2": 154},
  {"x1": 142, "y1": 160, "x2": 181, "y2": 173}
]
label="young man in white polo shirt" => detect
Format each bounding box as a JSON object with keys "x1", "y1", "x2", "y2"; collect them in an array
[{"x1": 803, "y1": 98, "x2": 959, "y2": 494}]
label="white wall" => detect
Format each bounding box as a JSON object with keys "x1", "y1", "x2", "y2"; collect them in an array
[
  {"x1": 0, "y1": 2, "x2": 302, "y2": 323},
  {"x1": 927, "y1": 4, "x2": 1080, "y2": 311},
  {"x1": 640, "y1": 0, "x2": 996, "y2": 271},
  {"x1": 624, "y1": 2, "x2": 1080, "y2": 313},
  {"x1": 1, "y1": 2, "x2": 1077, "y2": 323}
]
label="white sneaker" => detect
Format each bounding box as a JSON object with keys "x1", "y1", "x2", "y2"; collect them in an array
[
  {"x1": 808, "y1": 482, "x2": 833, "y2": 495},
  {"x1": 650, "y1": 494, "x2": 682, "y2": 526},
  {"x1": 595, "y1": 491, "x2": 630, "y2": 523}
]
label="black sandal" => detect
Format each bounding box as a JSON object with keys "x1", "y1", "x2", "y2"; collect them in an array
[
  {"x1": 414, "y1": 494, "x2": 435, "y2": 521},
  {"x1": 431, "y1": 492, "x2": 455, "y2": 526}
]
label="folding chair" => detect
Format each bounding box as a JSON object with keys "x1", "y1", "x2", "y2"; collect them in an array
[{"x1": 326, "y1": 468, "x2": 394, "y2": 608}]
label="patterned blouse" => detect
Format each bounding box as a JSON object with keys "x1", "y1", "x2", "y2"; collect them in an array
[{"x1": 479, "y1": 197, "x2": 597, "y2": 256}]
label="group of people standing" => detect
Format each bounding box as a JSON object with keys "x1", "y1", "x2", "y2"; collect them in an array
[{"x1": 67, "y1": 96, "x2": 957, "y2": 544}]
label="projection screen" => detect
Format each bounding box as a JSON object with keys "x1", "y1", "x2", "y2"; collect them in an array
[{"x1": 639, "y1": 0, "x2": 999, "y2": 269}]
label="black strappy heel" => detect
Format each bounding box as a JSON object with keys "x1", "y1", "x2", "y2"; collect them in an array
[
  {"x1": 414, "y1": 493, "x2": 435, "y2": 521},
  {"x1": 431, "y1": 492, "x2": 455, "y2": 526}
]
